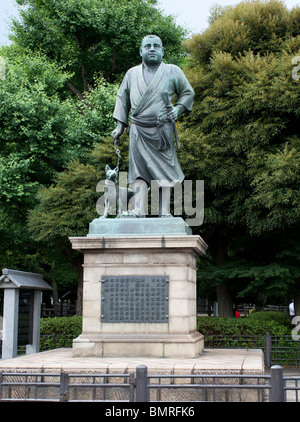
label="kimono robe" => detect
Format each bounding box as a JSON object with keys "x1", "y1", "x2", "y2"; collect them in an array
[{"x1": 113, "y1": 62, "x2": 194, "y2": 185}]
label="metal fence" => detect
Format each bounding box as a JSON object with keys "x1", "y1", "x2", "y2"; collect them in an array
[
  {"x1": 0, "y1": 365, "x2": 299, "y2": 402},
  {"x1": 123, "y1": 365, "x2": 300, "y2": 402},
  {"x1": 268, "y1": 334, "x2": 300, "y2": 367},
  {"x1": 41, "y1": 301, "x2": 76, "y2": 317},
  {"x1": 0, "y1": 371, "x2": 135, "y2": 402},
  {"x1": 196, "y1": 303, "x2": 290, "y2": 317},
  {"x1": 284, "y1": 373, "x2": 300, "y2": 402},
  {"x1": 204, "y1": 333, "x2": 300, "y2": 367},
  {"x1": 1, "y1": 331, "x2": 300, "y2": 367}
]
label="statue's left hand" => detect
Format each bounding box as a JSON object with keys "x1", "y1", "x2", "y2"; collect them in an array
[{"x1": 167, "y1": 106, "x2": 179, "y2": 121}]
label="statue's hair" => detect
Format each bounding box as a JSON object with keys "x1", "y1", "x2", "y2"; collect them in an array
[{"x1": 141, "y1": 35, "x2": 163, "y2": 46}]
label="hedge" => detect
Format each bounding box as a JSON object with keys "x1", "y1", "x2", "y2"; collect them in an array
[
  {"x1": 246, "y1": 311, "x2": 291, "y2": 327},
  {"x1": 40, "y1": 316, "x2": 82, "y2": 351},
  {"x1": 197, "y1": 311, "x2": 292, "y2": 349},
  {"x1": 39, "y1": 312, "x2": 292, "y2": 351},
  {"x1": 197, "y1": 311, "x2": 291, "y2": 337},
  {"x1": 38, "y1": 313, "x2": 298, "y2": 366}
]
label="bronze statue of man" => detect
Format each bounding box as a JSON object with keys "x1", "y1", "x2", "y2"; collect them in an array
[{"x1": 112, "y1": 35, "x2": 194, "y2": 217}]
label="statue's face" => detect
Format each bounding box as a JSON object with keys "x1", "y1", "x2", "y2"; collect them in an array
[{"x1": 140, "y1": 36, "x2": 164, "y2": 67}]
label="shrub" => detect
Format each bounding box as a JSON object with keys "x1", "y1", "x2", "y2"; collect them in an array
[
  {"x1": 40, "y1": 316, "x2": 82, "y2": 350},
  {"x1": 248, "y1": 311, "x2": 291, "y2": 327},
  {"x1": 197, "y1": 315, "x2": 290, "y2": 337},
  {"x1": 197, "y1": 313, "x2": 292, "y2": 349}
]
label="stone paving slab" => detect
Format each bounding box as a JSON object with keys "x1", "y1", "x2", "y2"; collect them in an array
[
  {"x1": 0, "y1": 348, "x2": 265, "y2": 402},
  {"x1": 0, "y1": 348, "x2": 264, "y2": 374}
]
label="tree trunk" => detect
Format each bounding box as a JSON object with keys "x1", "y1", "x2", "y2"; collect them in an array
[
  {"x1": 216, "y1": 281, "x2": 233, "y2": 317},
  {"x1": 209, "y1": 230, "x2": 233, "y2": 317},
  {"x1": 74, "y1": 32, "x2": 89, "y2": 92},
  {"x1": 66, "y1": 81, "x2": 84, "y2": 100},
  {"x1": 105, "y1": 46, "x2": 119, "y2": 81},
  {"x1": 81, "y1": 62, "x2": 89, "y2": 92},
  {"x1": 294, "y1": 293, "x2": 300, "y2": 317},
  {"x1": 74, "y1": 258, "x2": 83, "y2": 316},
  {"x1": 67, "y1": 250, "x2": 84, "y2": 316}
]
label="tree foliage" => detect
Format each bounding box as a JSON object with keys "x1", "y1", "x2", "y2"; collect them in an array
[
  {"x1": 1, "y1": 0, "x2": 299, "y2": 316},
  {"x1": 1, "y1": 0, "x2": 186, "y2": 311},
  {"x1": 0, "y1": 48, "x2": 74, "y2": 207},
  {"x1": 11, "y1": 0, "x2": 186, "y2": 91},
  {"x1": 0, "y1": 46, "x2": 118, "y2": 282},
  {"x1": 26, "y1": 145, "x2": 120, "y2": 312},
  {"x1": 178, "y1": 0, "x2": 300, "y2": 314}
]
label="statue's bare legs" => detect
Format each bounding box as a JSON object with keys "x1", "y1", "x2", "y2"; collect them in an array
[{"x1": 121, "y1": 179, "x2": 173, "y2": 218}]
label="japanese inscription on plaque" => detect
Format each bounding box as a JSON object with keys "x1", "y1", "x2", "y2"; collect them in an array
[{"x1": 101, "y1": 276, "x2": 169, "y2": 323}]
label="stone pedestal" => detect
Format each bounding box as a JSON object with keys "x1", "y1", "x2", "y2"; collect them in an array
[{"x1": 70, "y1": 222, "x2": 207, "y2": 358}]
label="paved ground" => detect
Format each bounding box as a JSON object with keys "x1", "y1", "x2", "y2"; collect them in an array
[
  {"x1": 0, "y1": 348, "x2": 265, "y2": 402},
  {"x1": 283, "y1": 370, "x2": 300, "y2": 402},
  {"x1": 1, "y1": 349, "x2": 299, "y2": 401},
  {"x1": 265, "y1": 367, "x2": 300, "y2": 402},
  {"x1": 0, "y1": 347, "x2": 264, "y2": 372}
]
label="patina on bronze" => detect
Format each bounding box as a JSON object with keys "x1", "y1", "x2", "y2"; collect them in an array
[
  {"x1": 112, "y1": 35, "x2": 194, "y2": 217},
  {"x1": 101, "y1": 275, "x2": 169, "y2": 323}
]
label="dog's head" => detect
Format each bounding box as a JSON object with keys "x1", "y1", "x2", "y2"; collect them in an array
[{"x1": 105, "y1": 165, "x2": 119, "y2": 182}]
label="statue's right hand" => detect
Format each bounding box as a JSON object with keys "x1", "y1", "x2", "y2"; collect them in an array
[
  {"x1": 111, "y1": 128, "x2": 119, "y2": 142},
  {"x1": 112, "y1": 122, "x2": 125, "y2": 142}
]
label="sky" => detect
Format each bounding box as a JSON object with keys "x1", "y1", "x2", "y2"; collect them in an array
[{"x1": 0, "y1": 0, "x2": 300, "y2": 46}]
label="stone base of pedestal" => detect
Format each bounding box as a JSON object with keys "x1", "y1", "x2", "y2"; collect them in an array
[
  {"x1": 72, "y1": 331, "x2": 204, "y2": 358},
  {"x1": 69, "y1": 224, "x2": 207, "y2": 359},
  {"x1": 88, "y1": 216, "x2": 193, "y2": 237}
]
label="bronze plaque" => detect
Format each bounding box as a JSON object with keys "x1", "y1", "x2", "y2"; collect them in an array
[{"x1": 101, "y1": 276, "x2": 169, "y2": 323}]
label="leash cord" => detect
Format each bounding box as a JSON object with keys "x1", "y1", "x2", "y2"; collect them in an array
[{"x1": 114, "y1": 138, "x2": 121, "y2": 168}]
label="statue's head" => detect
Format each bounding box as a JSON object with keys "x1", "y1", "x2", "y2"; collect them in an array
[{"x1": 140, "y1": 35, "x2": 164, "y2": 67}]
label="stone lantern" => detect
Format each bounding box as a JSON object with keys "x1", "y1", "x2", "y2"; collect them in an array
[{"x1": 0, "y1": 269, "x2": 52, "y2": 360}]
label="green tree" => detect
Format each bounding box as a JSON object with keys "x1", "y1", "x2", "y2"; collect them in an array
[
  {"x1": 27, "y1": 159, "x2": 100, "y2": 314},
  {"x1": 0, "y1": 46, "x2": 118, "y2": 296},
  {"x1": 1, "y1": 0, "x2": 186, "y2": 312},
  {"x1": 12, "y1": 0, "x2": 186, "y2": 92},
  {"x1": 0, "y1": 47, "x2": 74, "y2": 274},
  {"x1": 27, "y1": 140, "x2": 123, "y2": 314},
  {"x1": 179, "y1": 0, "x2": 300, "y2": 315}
]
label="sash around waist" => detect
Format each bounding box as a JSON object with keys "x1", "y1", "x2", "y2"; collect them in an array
[
  {"x1": 130, "y1": 116, "x2": 172, "y2": 151},
  {"x1": 130, "y1": 115, "x2": 171, "y2": 128}
]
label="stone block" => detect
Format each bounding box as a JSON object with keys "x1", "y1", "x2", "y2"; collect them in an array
[
  {"x1": 82, "y1": 316, "x2": 101, "y2": 333},
  {"x1": 123, "y1": 253, "x2": 149, "y2": 264},
  {"x1": 70, "y1": 234, "x2": 207, "y2": 358},
  {"x1": 83, "y1": 281, "x2": 100, "y2": 301},
  {"x1": 88, "y1": 217, "x2": 193, "y2": 237},
  {"x1": 168, "y1": 316, "x2": 193, "y2": 333}
]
